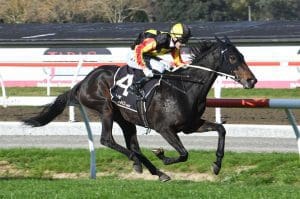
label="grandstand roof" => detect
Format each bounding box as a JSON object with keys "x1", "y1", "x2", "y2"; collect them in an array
[{"x1": 0, "y1": 21, "x2": 299, "y2": 46}]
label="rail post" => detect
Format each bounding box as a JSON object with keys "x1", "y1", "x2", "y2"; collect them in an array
[
  {"x1": 0, "y1": 73, "x2": 7, "y2": 107},
  {"x1": 78, "y1": 104, "x2": 96, "y2": 179},
  {"x1": 285, "y1": 109, "x2": 300, "y2": 156},
  {"x1": 214, "y1": 77, "x2": 222, "y2": 123},
  {"x1": 42, "y1": 67, "x2": 52, "y2": 96},
  {"x1": 69, "y1": 59, "x2": 84, "y2": 122}
]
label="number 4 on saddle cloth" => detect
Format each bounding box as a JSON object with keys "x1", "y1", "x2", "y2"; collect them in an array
[{"x1": 110, "y1": 65, "x2": 161, "y2": 113}]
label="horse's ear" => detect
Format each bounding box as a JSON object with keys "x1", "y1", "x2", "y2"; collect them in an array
[
  {"x1": 215, "y1": 36, "x2": 223, "y2": 44},
  {"x1": 224, "y1": 35, "x2": 231, "y2": 44}
]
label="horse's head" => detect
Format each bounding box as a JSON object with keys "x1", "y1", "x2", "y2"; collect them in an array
[{"x1": 215, "y1": 36, "x2": 257, "y2": 89}]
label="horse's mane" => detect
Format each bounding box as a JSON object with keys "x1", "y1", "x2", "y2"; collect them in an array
[{"x1": 190, "y1": 40, "x2": 217, "y2": 64}]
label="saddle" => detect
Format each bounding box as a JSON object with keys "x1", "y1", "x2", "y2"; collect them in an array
[{"x1": 111, "y1": 66, "x2": 161, "y2": 127}]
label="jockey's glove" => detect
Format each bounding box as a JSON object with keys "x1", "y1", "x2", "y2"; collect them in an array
[
  {"x1": 171, "y1": 64, "x2": 188, "y2": 72},
  {"x1": 143, "y1": 67, "x2": 154, "y2": 77}
]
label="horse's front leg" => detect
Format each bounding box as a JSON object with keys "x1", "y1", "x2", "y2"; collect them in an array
[
  {"x1": 99, "y1": 107, "x2": 136, "y2": 161},
  {"x1": 184, "y1": 119, "x2": 226, "y2": 175},
  {"x1": 152, "y1": 129, "x2": 189, "y2": 165},
  {"x1": 107, "y1": 109, "x2": 170, "y2": 181},
  {"x1": 115, "y1": 115, "x2": 143, "y2": 174}
]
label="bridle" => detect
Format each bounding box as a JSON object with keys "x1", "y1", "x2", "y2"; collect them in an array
[{"x1": 182, "y1": 42, "x2": 243, "y2": 81}]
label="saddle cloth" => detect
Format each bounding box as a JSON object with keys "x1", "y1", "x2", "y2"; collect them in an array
[{"x1": 110, "y1": 66, "x2": 161, "y2": 112}]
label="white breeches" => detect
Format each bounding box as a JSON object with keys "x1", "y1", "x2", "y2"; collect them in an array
[{"x1": 126, "y1": 51, "x2": 171, "y2": 73}]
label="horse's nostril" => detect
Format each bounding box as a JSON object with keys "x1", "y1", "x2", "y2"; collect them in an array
[
  {"x1": 252, "y1": 78, "x2": 257, "y2": 85},
  {"x1": 248, "y1": 78, "x2": 257, "y2": 85},
  {"x1": 245, "y1": 78, "x2": 257, "y2": 88}
]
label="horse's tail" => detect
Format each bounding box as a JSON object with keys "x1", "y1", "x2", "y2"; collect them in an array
[{"x1": 23, "y1": 86, "x2": 78, "y2": 127}]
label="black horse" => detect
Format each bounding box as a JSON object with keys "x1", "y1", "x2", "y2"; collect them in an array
[{"x1": 23, "y1": 37, "x2": 257, "y2": 181}]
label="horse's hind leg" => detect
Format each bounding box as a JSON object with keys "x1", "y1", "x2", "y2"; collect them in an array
[
  {"x1": 185, "y1": 120, "x2": 226, "y2": 175},
  {"x1": 115, "y1": 116, "x2": 143, "y2": 173}
]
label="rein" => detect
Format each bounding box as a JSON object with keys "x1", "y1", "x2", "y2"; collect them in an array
[
  {"x1": 153, "y1": 73, "x2": 204, "y2": 84},
  {"x1": 183, "y1": 64, "x2": 235, "y2": 79}
]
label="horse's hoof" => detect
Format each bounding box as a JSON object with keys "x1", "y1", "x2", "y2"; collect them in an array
[
  {"x1": 159, "y1": 173, "x2": 171, "y2": 182},
  {"x1": 212, "y1": 162, "x2": 221, "y2": 175},
  {"x1": 152, "y1": 148, "x2": 164, "y2": 156},
  {"x1": 133, "y1": 163, "x2": 143, "y2": 174}
]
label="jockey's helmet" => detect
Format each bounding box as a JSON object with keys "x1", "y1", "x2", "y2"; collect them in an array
[{"x1": 170, "y1": 23, "x2": 191, "y2": 44}]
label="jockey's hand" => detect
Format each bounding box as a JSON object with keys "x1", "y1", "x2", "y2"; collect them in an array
[
  {"x1": 180, "y1": 64, "x2": 188, "y2": 69},
  {"x1": 171, "y1": 63, "x2": 188, "y2": 72},
  {"x1": 178, "y1": 61, "x2": 192, "y2": 69},
  {"x1": 143, "y1": 67, "x2": 154, "y2": 77},
  {"x1": 180, "y1": 60, "x2": 192, "y2": 68}
]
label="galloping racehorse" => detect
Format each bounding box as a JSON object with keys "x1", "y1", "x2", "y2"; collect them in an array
[{"x1": 23, "y1": 37, "x2": 257, "y2": 181}]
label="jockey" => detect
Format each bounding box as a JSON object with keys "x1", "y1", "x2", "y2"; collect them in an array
[{"x1": 127, "y1": 22, "x2": 192, "y2": 96}]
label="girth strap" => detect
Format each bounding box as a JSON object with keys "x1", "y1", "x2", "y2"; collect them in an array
[{"x1": 136, "y1": 97, "x2": 151, "y2": 134}]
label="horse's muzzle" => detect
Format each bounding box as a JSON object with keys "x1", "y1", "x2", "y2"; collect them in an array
[{"x1": 241, "y1": 78, "x2": 257, "y2": 89}]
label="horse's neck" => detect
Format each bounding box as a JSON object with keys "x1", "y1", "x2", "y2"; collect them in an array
[
  {"x1": 189, "y1": 49, "x2": 220, "y2": 98},
  {"x1": 195, "y1": 46, "x2": 220, "y2": 72},
  {"x1": 189, "y1": 69, "x2": 218, "y2": 100}
]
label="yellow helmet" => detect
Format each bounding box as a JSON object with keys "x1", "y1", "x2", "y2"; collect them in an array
[{"x1": 170, "y1": 23, "x2": 191, "y2": 43}]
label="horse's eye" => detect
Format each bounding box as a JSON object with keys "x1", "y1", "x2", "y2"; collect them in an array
[{"x1": 229, "y1": 55, "x2": 236, "y2": 63}]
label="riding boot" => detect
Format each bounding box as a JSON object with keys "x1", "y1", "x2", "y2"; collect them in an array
[{"x1": 128, "y1": 77, "x2": 150, "y2": 98}]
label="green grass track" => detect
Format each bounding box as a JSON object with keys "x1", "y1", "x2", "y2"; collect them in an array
[{"x1": 0, "y1": 148, "x2": 299, "y2": 199}]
